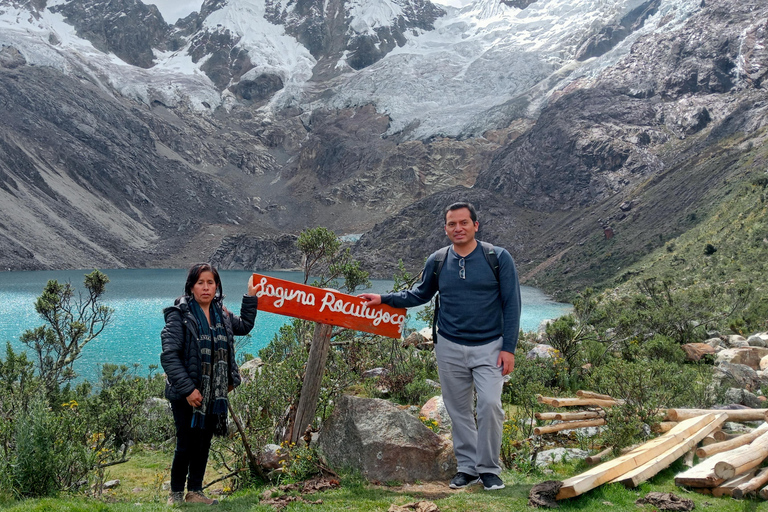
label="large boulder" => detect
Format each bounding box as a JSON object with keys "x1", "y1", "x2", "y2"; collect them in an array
[
  {"x1": 527, "y1": 344, "x2": 559, "y2": 360},
  {"x1": 747, "y1": 334, "x2": 768, "y2": 348},
  {"x1": 317, "y1": 395, "x2": 456, "y2": 483},
  {"x1": 716, "y1": 347, "x2": 768, "y2": 370},
  {"x1": 714, "y1": 362, "x2": 761, "y2": 392},
  {"x1": 724, "y1": 388, "x2": 763, "y2": 409}
]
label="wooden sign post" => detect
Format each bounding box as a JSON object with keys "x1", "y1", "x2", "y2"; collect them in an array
[{"x1": 252, "y1": 273, "x2": 407, "y2": 338}]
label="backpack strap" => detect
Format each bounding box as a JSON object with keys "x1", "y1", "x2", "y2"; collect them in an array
[
  {"x1": 431, "y1": 246, "x2": 450, "y2": 343},
  {"x1": 479, "y1": 241, "x2": 501, "y2": 283}
]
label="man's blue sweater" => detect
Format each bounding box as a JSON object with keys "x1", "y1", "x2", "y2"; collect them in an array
[{"x1": 380, "y1": 242, "x2": 521, "y2": 353}]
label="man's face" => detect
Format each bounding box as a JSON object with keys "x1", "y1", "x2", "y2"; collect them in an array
[{"x1": 445, "y1": 208, "x2": 479, "y2": 246}]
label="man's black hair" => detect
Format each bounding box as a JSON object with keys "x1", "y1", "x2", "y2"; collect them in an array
[
  {"x1": 184, "y1": 262, "x2": 223, "y2": 300},
  {"x1": 444, "y1": 202, "x2": 478, "y2": 223}
]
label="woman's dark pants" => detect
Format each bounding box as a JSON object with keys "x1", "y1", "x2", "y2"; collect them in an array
[{"x1": 170, "y1": 399, "x2": 215, "y2": 493}]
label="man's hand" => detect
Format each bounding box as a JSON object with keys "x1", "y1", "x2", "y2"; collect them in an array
[
  {"x1": 358, "y1": 293, "x2": 382, "y2": 305},
  {"x1": 247, "y1": 275, "x2": 258, "y2": 296},
  {"x1": 187, "y1": 388, "x2": 203, "y2": 408},
  {"x1": 497, "y1": 351, "x2": 515, "y2": 376}
]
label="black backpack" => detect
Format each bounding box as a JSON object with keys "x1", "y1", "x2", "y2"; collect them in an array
[{"x1": 431, "y1": 241, "x2": 500, "y2": 343}]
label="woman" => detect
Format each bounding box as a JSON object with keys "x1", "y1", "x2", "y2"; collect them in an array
[{"x1": 160, "y1": 263, "x2": 258, "y2": 505}]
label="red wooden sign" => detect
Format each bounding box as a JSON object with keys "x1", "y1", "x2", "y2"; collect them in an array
[{"x1": 252, "y1": 273, "x2": 407, "y2": 338}]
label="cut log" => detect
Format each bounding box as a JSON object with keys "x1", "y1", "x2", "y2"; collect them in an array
[
  {"x1": 610, "y1": 413, "x2": 727, "y2": 488},
  {"x1": 759, "y1": 483, "x2": 768, "y2": 500},
  {"x1": 576, "y1": 390, "x2": 616, "y2": 401},
  {"x1": 696, "y1": 423, "x2": 768, "y2": 459},
  {"x1": 652, "y1": 421, "x2": 678, "y2": 433},
  {"x1": 555, "y1": 411, "x2": 605, "y2": 421},
  {"x1": 534, "y1": 410, "x2": 604, "y2": 421},
  {"x1": 585, "y1": 444, "x2": 639, "y2": 466},
  {"x1": 536, "y1": 396, "x2": 618, "y2": 408},
  {"x1": 700, "y1": 435, "x2": 718, "y2": 446},
  {"x1": 533, "y1": 419, "x2": 606, "y2": 436},
  {"x1": 557, "y1": 413, "x2": 721, "y2": 499},
  {"x1": 713, "y1": 429, "x2": 768, "y2": 480},
  {"x1": 732, "y1": 467, "x2": 768, "y2": 499},
  {"x1": 675, "y1": 450, "x2": 731, "y2": 488},
  {"x1": 713, "y1": 430, "x2": 737, "y2": 442},
  {"x1": 711, "y1": 470, "x2": 759, "y2": 498},
  {"x1": 665, "y1": 408, "x2": 768, "y2": 422}
]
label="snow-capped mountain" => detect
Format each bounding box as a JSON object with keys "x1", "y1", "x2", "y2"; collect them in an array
[
  {"x1": 0, "y1": 0, "x2": 766, "y2": 291},
  {"x1": 0, "y1": 0, "x2": 697, "y2": 138}
]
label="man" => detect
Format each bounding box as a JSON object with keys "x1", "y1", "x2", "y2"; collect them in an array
[{"x1": 359, "y1": 202, "x2": 521, "y2": 491}]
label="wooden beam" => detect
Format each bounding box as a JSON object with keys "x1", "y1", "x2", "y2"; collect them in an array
[
  {"x1": 610, "y1": 413, "x2": 727, "y2": 488},
  {"x1": 696, "y1": 423, "x2": 768, "y2": 459},
  {"x1": 534, "y1": 419, "x2": 606, "y2": 436},
  {"x1": 675, "y1": 450, "x2": 731, "y2": 488},
  {"x1": 665, "y1": 408, "x2": 768, "y2": 422},
  {"x1": 557, "y1": 414, "x2": 721, "y2": 499},
  {"x1": 713, "y1": 429, "x2": 768, "y2": 480},
  {"x1": 711, "y1": 470, "x2": 759, "y2": 498},
  {"x1": 732, "y1": 468, "x2": 768, "y2": 499}
]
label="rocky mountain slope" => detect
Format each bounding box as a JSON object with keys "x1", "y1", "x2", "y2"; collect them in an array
[{"x1": 0, "y1": 0, "x2": 766, "y2": 299}]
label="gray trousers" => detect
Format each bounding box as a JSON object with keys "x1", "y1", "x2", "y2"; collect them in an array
[{"x1": 435, "y1": 334, "x2": 505, "y2": 476}]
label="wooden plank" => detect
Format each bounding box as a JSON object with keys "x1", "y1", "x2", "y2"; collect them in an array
[
  {"x1": 557, "y1": 414, "x2": 719, "y2": 499},
  {"x1": 252, "y1": 273, "x2": 407, "y2": 338},
  {"x1": 533, "y1": 419, "x2": 606, "y2": 435},
  {"x1": 697, "y1": 423, "x2": 768, "y2": 458},
  {"x1": 711, "y1": 470, "x2": 759, "y2": 498},
  {"x1": 665, "y1": 408, "x2": 768, "y2": 422},
  {"x1": 610, "y1": 413, "x2": 727, "y2": 488},
  {"x1": 732, "y1": 467, "x2": 768, "y2": 499},
  {"x1": 713, "y1": 429, "x2": 768, "y2": 480}
]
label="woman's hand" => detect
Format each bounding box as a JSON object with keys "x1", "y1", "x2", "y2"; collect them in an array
[
  {"x1": 187, "y1": 389, "x2": 203, "y2": 408},
  {"x1": 247, "y1": 275, "x2": 258, "y2": 296}
]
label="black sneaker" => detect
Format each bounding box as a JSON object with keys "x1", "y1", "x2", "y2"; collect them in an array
[
  {"x1": 480, "y1": 473, "x2": 505, "y2": 490},
  {"x1": 449, "y1": 472, "x2": 481, "y2": 489}
]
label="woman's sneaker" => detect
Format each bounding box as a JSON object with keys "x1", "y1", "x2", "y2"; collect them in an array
[
  {"x1": 480, "y1": 473, "x2": 505, "y2": 490},
  {"x1": 185, "y1": 490, "x2": 219, "y2": 505},
  {"x1": 449, "y1": 472, "x2": 481, "y2": 489},
  {"x1": 167, "y1": 491, "x2": 185, "y2": 505}
]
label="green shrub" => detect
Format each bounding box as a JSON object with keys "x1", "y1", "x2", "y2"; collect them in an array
[{"x1": 13, "y1": 399, "x2": 59, "y2": 497}]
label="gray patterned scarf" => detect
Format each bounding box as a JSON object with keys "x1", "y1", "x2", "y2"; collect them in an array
[{"x1": 189, "y1": 298, "x2": 229, "y2": 436}]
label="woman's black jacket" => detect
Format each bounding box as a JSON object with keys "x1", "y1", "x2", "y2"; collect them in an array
[{"x1": 160, "y1": 294, "x2": 258, "y2": 401}]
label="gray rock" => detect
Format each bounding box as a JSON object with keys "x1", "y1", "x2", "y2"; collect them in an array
[
  {"x1": 747, "y1": 334, "x2": 768, "y2": 348},
  {"x1": 527, "y1": 344, "x2": 559, "y2": 360},
  {"x1": 716, "y1": 347, "x2": 768, "y2": 370},
  {"x1": 362, "y1": 367, "x2": 389, "y2": 378},
  {"x1": 704, "y1": 337, "x2": 725, "y2": 349},
  {"x1": 724, "y1": 388, "x2": 763, "y2": 409},
  {"x1": 536, "y1": 448, "x2": 589, "y2": 466},
  {"x1": 103, "y1": 479, "x2": 120, "y2": 489},
  {"x1": 317, "y1": 395, "x2": 456, "y2": 483},
  {"x1": 724, "y1": 335, "x2": 749, "y2": 348},
  {"x1": 260, "y1": 443, "x2": 288, "y2": 470},
  {"x1": 714, "y1": 362, "x2": 761, "y2": 392},
  {"x1": 239, "y1": 357, "x2": 263, "y2": 383}
]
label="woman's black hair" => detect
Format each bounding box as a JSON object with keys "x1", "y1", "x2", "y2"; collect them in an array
[{"x1": 184, "y1": 263, "x2": 223, "y2": 301}]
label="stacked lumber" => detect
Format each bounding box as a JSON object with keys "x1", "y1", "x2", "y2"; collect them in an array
[
  {"x1": 533, "y1": 391, "x2": 614, "y2": 436},
  {"x1": 546, "y1": 406, "x2": 768, "y2": 502},
  {"x1": 555, "y1": 413, "x2": 726, "y2": 499}
]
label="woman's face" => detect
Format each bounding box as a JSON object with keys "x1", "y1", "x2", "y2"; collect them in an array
[{"x1": 192, "y1": 271, "x2": 217, "y2": 308}]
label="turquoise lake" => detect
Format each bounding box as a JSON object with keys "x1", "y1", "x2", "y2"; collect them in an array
[{"x1": 0, "y1": 269, "x2": 572, "y2": 383}]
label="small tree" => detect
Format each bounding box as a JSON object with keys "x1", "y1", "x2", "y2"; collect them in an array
[
  {"x1": 20, "y1": 270, "x2": 113, "y2": 401},
  {"x1": 285, "y1": 227, "x2": 370, "y2": 443}
]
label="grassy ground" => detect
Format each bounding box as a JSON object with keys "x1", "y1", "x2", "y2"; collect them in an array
[{"x1": 3, "y1": 449, "x2": 768, "y2": 511}]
